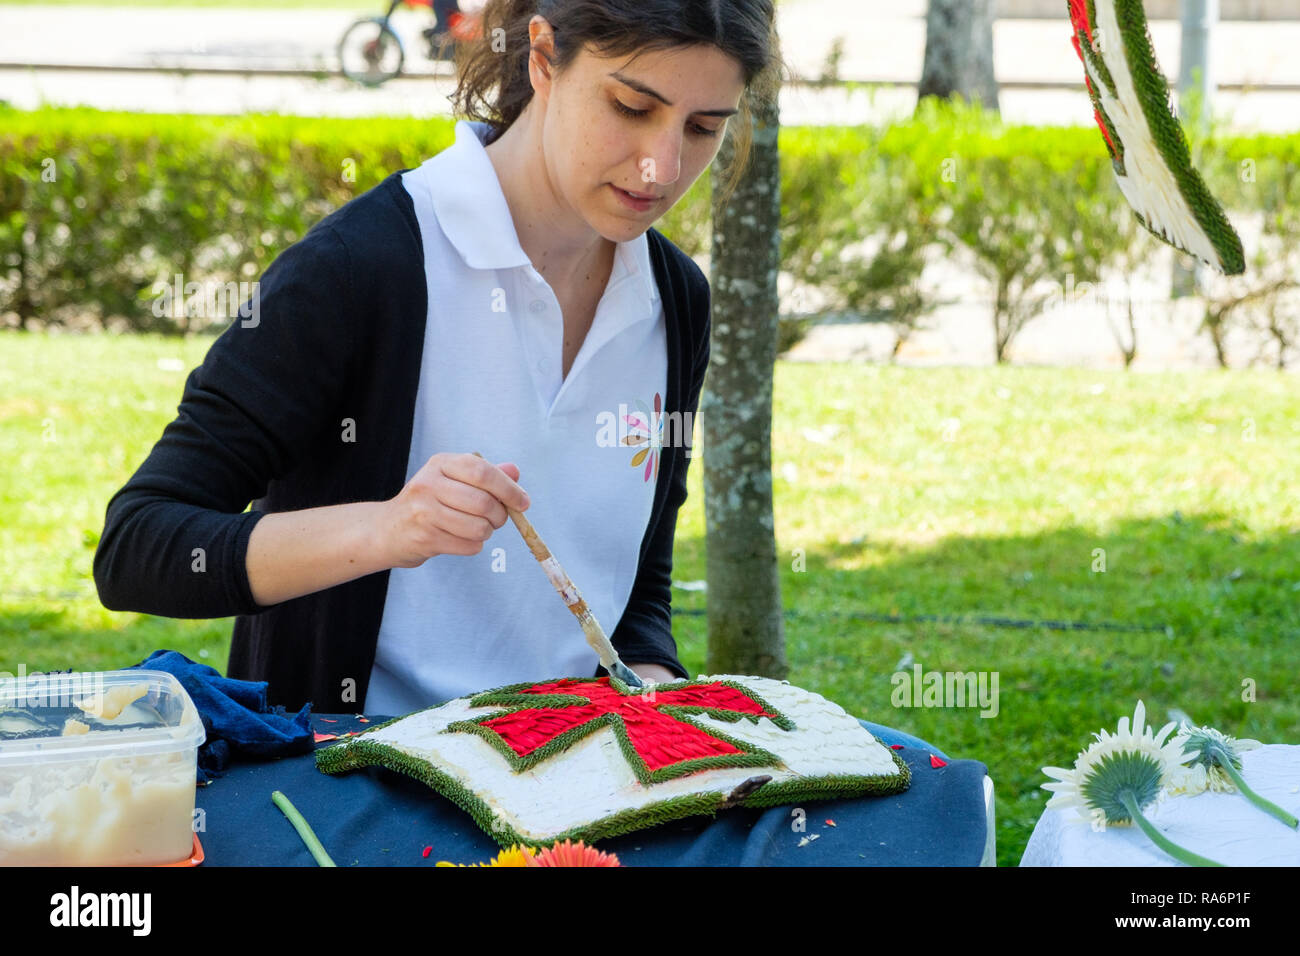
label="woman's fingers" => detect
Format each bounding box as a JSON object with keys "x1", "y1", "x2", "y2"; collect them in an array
[
  {"x1": 381, "y1": 452, "x2": 532, "y2": 567},
  {"x1": 443, "y1": 453, "x2": 530, "y2": 513},
  {"x1": 430, "y1": 499, "x2": 498, "y2": 545},
  {"x1": 433, "y1": 477, "x2": 508, "y2": 531}
]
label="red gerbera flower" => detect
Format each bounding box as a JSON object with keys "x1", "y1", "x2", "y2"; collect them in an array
[{"x1": 529, "y1": 839, "x2": 622, "y2": 867}]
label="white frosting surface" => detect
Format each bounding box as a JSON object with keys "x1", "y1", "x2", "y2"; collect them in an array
[{"x1": 352, "y1": 675, "x2": 903, "y2": 841}]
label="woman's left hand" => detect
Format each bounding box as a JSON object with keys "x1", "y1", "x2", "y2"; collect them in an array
[{"x1": 627, "y1": 663, "x2": 677, "y2": 684}]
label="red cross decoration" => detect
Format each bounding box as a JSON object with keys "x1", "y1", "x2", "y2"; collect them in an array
[{"x1": 448, "y1": 677, "x2": 795, "y2": 784}]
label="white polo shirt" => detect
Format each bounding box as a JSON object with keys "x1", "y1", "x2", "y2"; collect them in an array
[{"x1": 363, "y1": 120, "x2": 669, "y2": 714}]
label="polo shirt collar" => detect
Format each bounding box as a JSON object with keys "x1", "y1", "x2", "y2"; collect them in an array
[{"x1": 432, "y1": 120, "x2": 658, "y2": 305}]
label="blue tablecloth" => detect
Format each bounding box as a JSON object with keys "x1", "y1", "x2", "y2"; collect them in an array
[{"x1": 193, "y1": 713, "x2": 989, "y2": 866}]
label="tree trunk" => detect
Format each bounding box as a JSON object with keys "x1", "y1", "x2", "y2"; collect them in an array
[
  {"x1": 918, "y1": 0, "x2": 1000, "y2": 113},
  {"x1": 14, "y1": 237, "x2": 36, "y2": 331},
  {"x1": 1202, "y1": 305, "x2": 1231, "y2": 368},
  {"x1": 1124, "y1": 297, "x2": 1139, "y2": 368},
  {"x1": 1266, "y1": 301, "x2": 1291, "y2": 370},
  {"x1": 993, "y1": 274, "x2": 1011, "y2": 364},
  {"x1": 702, "y1": 86, "x2": 788, "y2": 679}
]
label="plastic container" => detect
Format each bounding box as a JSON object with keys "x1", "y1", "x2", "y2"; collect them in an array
[{"x1": 0, "y1": 669, "x2": 205, "y2": 866}]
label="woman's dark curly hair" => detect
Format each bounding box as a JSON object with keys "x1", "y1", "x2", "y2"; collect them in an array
[{"x1": 450, "y1": 0, "x2": 782, "y2": 206}]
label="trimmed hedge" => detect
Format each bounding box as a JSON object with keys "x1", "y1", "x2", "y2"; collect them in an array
[
  {"x1": 0, "y1": 109, "x2": 451, "y2": 331},
  {"x1": 2, "y1": 103, "x2": 1296, "y2": 343}
]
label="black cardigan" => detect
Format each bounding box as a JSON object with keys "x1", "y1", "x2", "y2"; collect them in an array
[{"x1": 93, "y1": 170, "x2": 711, "y2": 712}]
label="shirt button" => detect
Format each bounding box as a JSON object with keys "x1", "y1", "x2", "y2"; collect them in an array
[{"x1": 529, "y1": 299, "x2": 547, "y2": 314}]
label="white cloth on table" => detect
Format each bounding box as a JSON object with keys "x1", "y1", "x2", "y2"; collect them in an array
[{"x1": 1020, "y1": 744, "x2": 1300, "y2": 866}]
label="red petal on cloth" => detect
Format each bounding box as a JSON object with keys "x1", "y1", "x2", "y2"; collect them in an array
[
  {"x1": 825, "y1": 819, "x2": 837, "y2": 827},
  {"x1": 422, "y1": 846, "x2": 433, "y2": 859},
  {"x1": 320, "y1": 718, "x2": 337, "y2": 723},
  {"x1": 890, "y1": 744, "x2": 905, "y2": 750},
  {"x1": 313, "y1": 733, "x2": 339, "y2": 743},
  {"x1": 930, "y1": 754, "x2": 948, "y2": 768},
  {"x1": 358, "y1": 717, "x2": 369, "y2": 723}
]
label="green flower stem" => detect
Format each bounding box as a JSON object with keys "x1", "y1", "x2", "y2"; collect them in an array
[
  {"x1": 272, "y1": 790, "x2": 337, "y2": 867},
  {"x1": 1119, "y1": 790, "x2": 1225, "y2": 867},
  {"x1": 1215, "y1": 754, "x2": 1299, "y2": 829}
]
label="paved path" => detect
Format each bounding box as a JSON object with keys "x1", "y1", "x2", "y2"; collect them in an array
[
  {"x1": 2, "y1": 1, "x2": 1300, "y2": 128},
  {"x1": 774, "y1": 231, "x2": 1298, "y2": 372}
]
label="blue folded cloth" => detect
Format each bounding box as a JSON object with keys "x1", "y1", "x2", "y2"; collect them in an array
[{"x1": 129, "y1": 650, "x2": 313, "y2": 783}]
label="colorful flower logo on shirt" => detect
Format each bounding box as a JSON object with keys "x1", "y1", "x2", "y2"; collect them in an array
[{"x1": 623, "y1": 392, "x2": 663, "y2": 483}]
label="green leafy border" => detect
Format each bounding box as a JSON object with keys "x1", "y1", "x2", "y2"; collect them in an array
[
  {"x1": 1092, "y1": 0, "x2": 1245, "y2": 273},
  {"x1": 317, "y1": 734, "x2": 912, "y2": 851},
  {"x1": 315, "y1": 677, "x2": 912, "y2": 849}
]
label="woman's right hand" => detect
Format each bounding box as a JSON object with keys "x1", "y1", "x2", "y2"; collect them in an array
[{"x1": 379, "y1": 452, "x2": 531, "y2": 568}]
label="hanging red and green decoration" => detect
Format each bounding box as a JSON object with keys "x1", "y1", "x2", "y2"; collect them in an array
[
  {"x1": 1068, "y1": 0, "x2": 1244, "y2": 274},
  {"x1": 316, "y1": 674, "x2": 910, "y2": 848}
]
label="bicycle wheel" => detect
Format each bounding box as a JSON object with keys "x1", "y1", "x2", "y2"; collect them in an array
[{"x1": 338, "y1": 17, "x2": 404, "y2": 87}]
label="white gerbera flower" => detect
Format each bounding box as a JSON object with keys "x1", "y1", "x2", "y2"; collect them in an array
[
  {"x1": 1166, "y1": 761, "x2": 1211, "y2": 797},
  {"x1": 1170, "y1": 724, "x2": 1261, "y2": 793},
  {"x1": 1170, "y1": 723, "x2": 1295, "y2": 829},
  {"x1": 1042, "y1": 699, "x2": 1183, "y2": 825},
  {"x1": 1041, "y1": 700, "x2": 1224, "y2": 866}
]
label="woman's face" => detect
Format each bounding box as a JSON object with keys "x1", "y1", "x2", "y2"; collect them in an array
[{"x1": 528, "y1": 19, "x2": 747, "y2": 243}]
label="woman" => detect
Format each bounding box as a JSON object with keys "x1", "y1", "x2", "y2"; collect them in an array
[
  {"x1": 93, "y1": 0, "x2": 778, "y2": 716},
  {"x1": 93, "y1": 0, "x2": 949, "y2": 760}
]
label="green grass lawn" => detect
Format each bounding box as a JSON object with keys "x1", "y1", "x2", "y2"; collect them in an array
[{"x1": 2, "y1": 331, "x2": 1297, "y2": 866}]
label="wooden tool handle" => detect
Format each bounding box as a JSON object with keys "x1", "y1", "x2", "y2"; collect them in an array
[
  {"x1": 506, "y1": 507, "x2": 551, "y2": 563},
  {"x1": 471, "y1": 452, "x2": 585, "y2": 613},
  {"x1": 469, "y1": 452, "x2": 640, "y2": 685}
]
